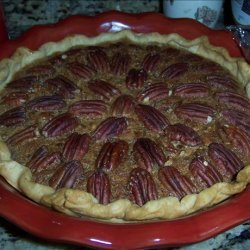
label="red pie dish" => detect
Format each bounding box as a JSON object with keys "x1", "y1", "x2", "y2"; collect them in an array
[{"x1": 0, "y1": 11, "x2": 250, "y2": 249}]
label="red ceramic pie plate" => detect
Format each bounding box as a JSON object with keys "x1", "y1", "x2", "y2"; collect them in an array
[{"x1": 0, "y1": 11, "x2": 249, "y2": 250}]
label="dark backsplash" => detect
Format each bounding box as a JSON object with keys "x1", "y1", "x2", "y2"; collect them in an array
[{"x1": 2, "y1": 0, "x2": 160, "y2": 39}]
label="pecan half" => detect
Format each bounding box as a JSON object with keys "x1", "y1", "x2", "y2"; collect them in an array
[
  {"x1": 45, "y1": 75, "x2": 79, "y2": 99},
  {"x1": 221, "y1": 110, "x2": 250, "y2": 133},
  {"x1": 7, "y1": 125, "x2": 39, "y2": 145},
  {"x1": 49, "y1": 160, "x2": 83, "y2": 189},
  {"x1": 189, "y1": 156, "x2": 223, "y2": 188},
  {"x1": 175, "y1": 103, "x2": 215, "y2": 124},
  {"x1": 26, "y1": 95, "x2": 66, "y2": 111},
  {"x1": 161, "y1": 62, "x2": 188, "y2": 79},
  {"x1": 1, "y1": 91, "x2": 28, "y2": 107},
  {"x1": 218, "y1": 126, "x2": 250, "y2": 156},
  {"x1": 142, "y1": 53, "x2": 160, "y2": 72},
  {"x1": 111, "y1": 53, "x2": 130, "y2": 75},
  {"x1": 28, "y1": 146, "x2": 61, "y2": 173},
  {"x1": 7, "y1": 76, "x2": 37, "y2": 90},
  {"x1": 0, "y1": 106, "x2": 26, "y2": 126},
  {"x1": 126, "y1": 68, "x2": 147, "y2": 90},
  {"x1": 49, "y1": 49, "x2": 84, "y2": 65},
  {"x1": 67, "y1": 62, "x2": 95, "y2": 80},
  {"x1": 197, "y1": 61, "x2": 223, "y2": 72},
  {"x1": 93, "y1": 117, "x2": 128, "y2": 141},
  {"x1": 135, "y1": 104, "x2": 170, "y2": 132},
  {"x1": 164, "y1": 123, "x2": 202, "y2": 146},
  {"x1": 87, "y1": 49, "x2": 110, "y2": 72},
  {"x1": 133, "y1": 138, "x2": 166, "y2": 171},
  {"x1": 96, "y1": 140, "x2": 129, "y2": 171},
  {"x1": 137, "y1": 83, "x2": 169, "y2": 103},
  {"x1": 173, "y1": 83, "x2": 210, "y2": 98},
  {"x1": 42, "y1": 113, "x2": 79, "y2": 137},
  {"x1": 88, "y1": 80, "x2": 121, "y2": 101},
  {"x1": 158, "y1": 166, "x2": 196, "y2": 199},
  {"x1": 216, "y1": 92, "x2": 250, "y2": 112},
  {"x1": 27, "y1": 65, "x2": 55, "y2": 76},
  {"x1": 87, "y1": 170, "x2": 111, "y2": 204},
  {"x1": 206, "y1": 74, "x2": 238, "y2": 91},
  {"x1": 111, "y1": 95, "x2": 135, "y2": 116},
  {"x1": 128, "y1": 167, "x2": 158, "y2": 206},
  {"x1": 27, "y1": 145, "x2": 48, "y2": 168},
  {"x1": 62, "y1": 133, "x2": 91, "y2": 161},
  {"x1": 208, "y1": 143, "x2": 244, "y2": 179},
  {"x1": 69, "y1": 99, "x2": 107, "y2": 118}
]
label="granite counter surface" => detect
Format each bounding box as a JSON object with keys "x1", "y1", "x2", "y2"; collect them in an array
[{"x1": 0, "y1": 0, "x2": 250, "y2": 249}]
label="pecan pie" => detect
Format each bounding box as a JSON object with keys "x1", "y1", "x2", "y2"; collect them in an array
[{"x1": 0, "y1": 30, "x2": 250, "y2": 221}]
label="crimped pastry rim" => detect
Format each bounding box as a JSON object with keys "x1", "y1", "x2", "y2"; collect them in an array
[{"x1": 0, "y1": 30, "x2": 250, "y2": 221}]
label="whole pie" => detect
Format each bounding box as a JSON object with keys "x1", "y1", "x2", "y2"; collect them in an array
[{"x1": 0, "y1": 30, "x2": 250, "y2": 221}]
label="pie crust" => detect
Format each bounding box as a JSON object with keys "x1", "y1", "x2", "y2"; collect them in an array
[{"x1": 0, "y1": 30, "x2": 250, "y2": 221}]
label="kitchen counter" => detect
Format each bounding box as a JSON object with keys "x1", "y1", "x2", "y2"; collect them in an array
[{"x1": 0, "y1": 0, "x2": 250, "y2": 249}]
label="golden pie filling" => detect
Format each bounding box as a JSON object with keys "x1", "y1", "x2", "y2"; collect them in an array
[{"x1": 0, "y1": 31, "x2": 250, "y2": 221}]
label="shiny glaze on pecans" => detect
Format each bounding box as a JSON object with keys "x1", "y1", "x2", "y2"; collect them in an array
[
  {"x1": 7, "y1": 125, "x2": 39, "y2": 145},
  {"x1": 49, "y1": 160, "x2": 83, "y2": 189},
  {"x1": 111, "y1": 53, "x2": 130, "y2": 75},
  {"x1": 142, "y1": 53, "x2": 161, "y2": 73},
  {"x1": 45, "y1": 75, "x2": 79, "y2": 99},
  {"x1": 175, "y1": 103, "x2": 215, "y2": 124},
  {"x1": 126, "y1": 68, "x2": 147, "y2": 90},
  {"x1": 28, "y1": 145, "x2": 61, "y2": 173},
  {"x1": 27, "y1": 65, "x2": 55, "y2": 76},
  {"x1": 87, "y1": 170, "x2": 111, "y2": 204},
  {"x1": 1, "y1": 91, "x2": 28, "y2": 107},
  {"x1": 88, "y1": 80, "x2": 121, "y2": 101},
  {"x1": 206, "y1": 74, "x2": 238, "y2": 91},
  {"x1": 173, "y1": 83, "x2": 210, "y2": 98},
  {"x1": 216, "y1": 92, "x2": 250, "y2": 112},
  {"x1": 133, "y1": 138, "x2": 166, "y2": 171},
  {"x1": 26, "y1": 95, "x2": 66, "y2": 111},
  {"x1": 111, "y1": 95, "x2": 135, "y2": 116},
  {"x1": 128, "y1": 167, "x2": 158, "y2": 206},
  {"x1": 0, "y1": 106, "x2": 26, "y2": 126},
  {"x1": 96, "y1": 140, "x2": 128, "y2": 171},
  {"x1": 161, "y1": 62, "x2": 188, "y2": 79},
  {"x1": 27, "y1": 145, "x2": 48, "y2": 168},
  {"x1": 69, "y1": 99, "x2": 107, "y2": 118},
  {"x1": 137, "y1": 83, "x2": 169, "y2": 103},
  {"x1": 93, "y1": 116, "x2": 128, "y2": 141},
  {"x1": 218, "y1": 126, "x2": 250, "y2": 156},
  {"x1": 135, "y1": 104, "x2": 170, "y2": 132},
  {"x1": 42, "y1": 113, "x2": 79, "y2": 137},
  {"x1": 158, "y1": 166, "x2": 196, "y2": 199},
  {"x1": 62, "y1": 133, "x2": 91, "y2": 162},
  {"x1": 208, "y1": 143, "x2": 244, "y2": 179},
  {"x1": 221, "y1": 110, "x2": 250, "y2": 133},
  {"x1": 87, "y1": 49, "x2": 110, "y2": 72},
  {"x1": 67, "y1": 62, "x2": 95, "y2": 80},
  {"x1": 164, "y1": 123, "x2": 202, "y2": 146},
  {"x1": 189, "y1": 156, "x2": 223, "y2": 188},
  {"x1": 7, "y1": 76, "x2": 37, "y2": 90}
]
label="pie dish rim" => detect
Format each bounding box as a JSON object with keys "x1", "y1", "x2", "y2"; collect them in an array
[{"x1": 0, "y1": 10, "x2": 250, "y2": 248}]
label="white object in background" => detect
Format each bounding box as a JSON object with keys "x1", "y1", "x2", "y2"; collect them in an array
[
  {"x1": 163, "y1": 0, "x2": 224, "y2": 28},
  {"x1": 231, "y1": 0, "x2": 250, "y2": 25}
]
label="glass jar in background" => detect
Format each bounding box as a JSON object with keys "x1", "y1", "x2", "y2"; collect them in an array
[
  {"x1": 231, "y1": 0, "x2": 250, "y2": 25},
  {"x1": 163, "y1": 0, "x2": 224, "y2": 28}
]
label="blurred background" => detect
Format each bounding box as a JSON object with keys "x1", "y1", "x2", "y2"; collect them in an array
[{"x1": 1, "y1": 0, "x2": 241, "y2": 39}]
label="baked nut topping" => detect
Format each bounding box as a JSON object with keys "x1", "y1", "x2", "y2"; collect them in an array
[{"x1": 0, "y1": 30, "x2": 250, "y2": 221}]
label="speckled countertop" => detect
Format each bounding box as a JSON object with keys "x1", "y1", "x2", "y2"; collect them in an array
[{"x1": 0, "y1": 0, "x2": 250, "y2": 249}]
